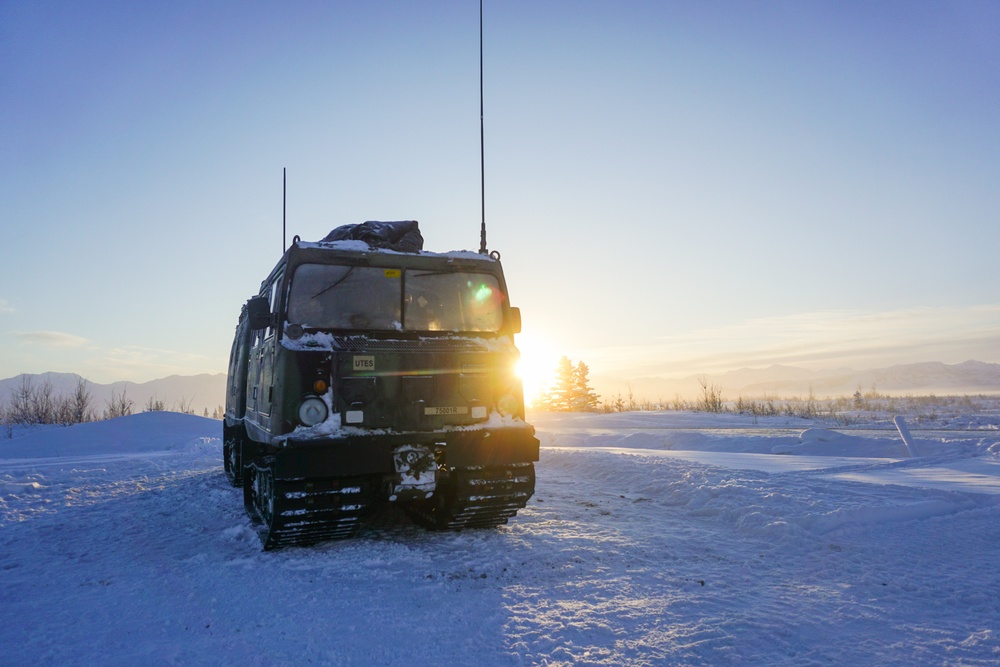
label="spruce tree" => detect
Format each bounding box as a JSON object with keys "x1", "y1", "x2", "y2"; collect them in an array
[
  {"x1": 572, "y1": 361, "x2": 600, "y2": 412},
  {"x1": 551, "y1": 356, "x2": 577, "y2": 411},
  {"x1": 533, "y1": 357, "x2": 600, "y2": 412}
]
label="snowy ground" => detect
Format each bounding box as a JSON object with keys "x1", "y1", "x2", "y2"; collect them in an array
[{"x1": 2, "y1": 410, "x2": 999, "y2": 666}]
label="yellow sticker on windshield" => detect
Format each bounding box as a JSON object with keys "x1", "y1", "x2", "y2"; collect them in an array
[{"x1": 384, "y1": 269, "x2": 401, "y2": 278}]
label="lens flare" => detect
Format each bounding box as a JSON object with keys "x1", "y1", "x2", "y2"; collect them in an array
[
  {"x1": 513, "y1": 332, "x2": 559, "y2": 407},
  {"x1": 473, "y1": 284, "x2": 493, "y2": 303}
]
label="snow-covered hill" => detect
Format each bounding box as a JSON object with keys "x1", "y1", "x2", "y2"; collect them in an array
[{"x1": 2, "y1": 411, "x2": 999, "y2": 665}]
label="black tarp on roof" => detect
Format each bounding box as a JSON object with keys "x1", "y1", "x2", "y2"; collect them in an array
[{"x1": 320, "y1": 220, "x2": 423, "y2": 252}]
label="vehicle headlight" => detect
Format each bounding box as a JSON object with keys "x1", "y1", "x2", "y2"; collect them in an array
[
  {"x1": 298, "y1": 396, "x2": 328, "y2": 426},
  {"x1": 497, "y1": 393, "x2": 520, "y2": 417}
]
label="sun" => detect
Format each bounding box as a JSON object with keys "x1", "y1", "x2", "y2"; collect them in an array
[{"x1": 514, "y1": 330, "x2": 560, "y2": 406}]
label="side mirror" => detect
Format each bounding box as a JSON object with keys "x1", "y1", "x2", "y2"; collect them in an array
[
  {"x1": 246, "y1": 296, "x2": 271, "y2": 331},
  {"x1": 508, "y1": 306, "x2": 522, "y2": 335}
]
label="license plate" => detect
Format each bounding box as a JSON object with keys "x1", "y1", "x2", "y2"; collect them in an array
[{"x1": 424, "y1": 406, "x2": 469, "y2": 416}]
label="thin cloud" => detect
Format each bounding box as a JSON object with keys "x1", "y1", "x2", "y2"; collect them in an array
[
  {"x1": 1, "y1": 334, "x2": 224, "y2": 384},
  {"x1": 0, "y1": 299, "x2": 13, "y2": 314},
  {"x1": 579, "y1": 304, "x2": 1000, "y2": 379},
  {"x1": 16, "y1": 331, "x2": 90, "y2": 348}
]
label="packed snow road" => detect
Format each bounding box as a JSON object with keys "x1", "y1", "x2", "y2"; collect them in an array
[{"x1": 1, "y1": 411, "x2": 999, "y2": 666}]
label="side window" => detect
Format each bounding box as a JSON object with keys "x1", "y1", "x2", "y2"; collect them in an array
[
  {"x1": 251, "y1": 270, "x2": 285, "y2": 345},
  {"x1": 253, "y1": 288, "x2": 268, "y2": 347},
  {"x1": 267, "y1": 272, "x2": 283, "y2": 337},
  {"x1": 228, "y1": 329, "x2": 240, "y2": 396}
]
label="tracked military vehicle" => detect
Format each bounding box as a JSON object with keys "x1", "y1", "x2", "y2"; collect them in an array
[{"x1": 223, "y1": 221, "x2": 538, "y2": 549}]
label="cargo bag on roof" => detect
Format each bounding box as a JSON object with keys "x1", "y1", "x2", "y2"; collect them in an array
[{"x1": 321, "y1": 220, "x2": 424, "y2": 252}]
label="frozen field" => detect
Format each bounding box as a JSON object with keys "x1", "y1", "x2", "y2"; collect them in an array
[{"x1": 2, "y1": 409, "x2": 999, "y2": 666}]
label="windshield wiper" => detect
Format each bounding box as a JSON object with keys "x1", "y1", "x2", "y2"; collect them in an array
[{"x1": 311, "y1": 267, "x2": 355, "y2": 299}]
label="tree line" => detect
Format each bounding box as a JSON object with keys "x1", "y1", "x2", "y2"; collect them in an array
[
  {"x1": 530, "y1": 361, "x2": 724, "y2": 414},
  {"x1": 1, "y1": 375, "x2": 224, "y2": 437},
  {"x1": 3, "y1": 376, "x2": 100, "y2": 428}
]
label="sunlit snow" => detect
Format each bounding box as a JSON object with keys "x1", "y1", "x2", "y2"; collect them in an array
[{"x1": 2, "y1": 408, "x2": 999, "y2": 665}]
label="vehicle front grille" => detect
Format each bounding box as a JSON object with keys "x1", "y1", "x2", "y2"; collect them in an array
[{"x1": 332, "y1": 336, "x2": 490, "y2": 353}]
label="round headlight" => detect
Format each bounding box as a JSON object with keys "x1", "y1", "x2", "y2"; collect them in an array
[
  {"x1": 497, "y1": 393, "x2": 520, "y2": 417},
  {"x1": 298, "y1": 396, "x2": 328, "y2": 426}
]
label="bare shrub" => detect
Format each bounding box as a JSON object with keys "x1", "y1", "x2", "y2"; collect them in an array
[
  {"x1": 669, "y1": 394, "x2": 692, "y2": 411},
  {"x1": 601, "y1": 392, "x2": 626, "y2": 413},
  {"x1": 175, "y1": 396, "x2": 194, "y2": 415},
  {"x1": 6, "y1": 376, "x2": 58, "y2": 424},
  {"x1": 697, "y1": 377, "x2": 725, "y2": 413},
  {"x1": 31, "y1": 380, "x2": 56, "y2": 424},
  {"x1": 104, "y1": 388, "x2": 133, "y2": 419},
  {"x1": 1, "y1": 399, "x2": 11, "y2": 438},
  {"x1": 8, "y1": 375, "x2": 34, "y2": 424},
  {"x1": 5, "y1": 376, "x2": 96, "y2": 426},
  {"x1": 625, "y1": 382, "x2": 637, "y2": 412},
  {"x1": 69, "y1": 377, "x2": 93, "y2": 423},
  {"x1": 144, "y1": 395, "x2": 165, "y2": 412}
]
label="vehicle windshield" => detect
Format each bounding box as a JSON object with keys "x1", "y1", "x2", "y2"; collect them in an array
[{"x1": 286, "y1": 263, "x2": 504, "y2": 333}]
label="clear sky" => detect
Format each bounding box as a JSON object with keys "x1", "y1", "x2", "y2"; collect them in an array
[{"x1": 2, "y1": 1, "x2": 998, "y2": 402}]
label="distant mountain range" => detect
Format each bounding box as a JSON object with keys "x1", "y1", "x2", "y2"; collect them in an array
[
  {"x1": 5, "y1": 361, "x2": 999, "y2": 415},
  {"x1": 595, "y1": 360, "x2": 1000, "y2": 401},
  {"x1": 0, "y1": 372, "x2": 227, "y2": 417}
]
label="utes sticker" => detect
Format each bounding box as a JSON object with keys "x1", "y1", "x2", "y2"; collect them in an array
[{"x1": 353, "y1": 355, "x2": 375, "y2": 371}]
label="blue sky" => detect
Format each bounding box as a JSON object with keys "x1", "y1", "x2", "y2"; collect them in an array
[{"x1": 2, "y1": 1, "x2": 998, "y2": 400}]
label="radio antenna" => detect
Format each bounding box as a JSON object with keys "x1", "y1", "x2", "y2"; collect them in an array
[
  {"x1": 282, "y1": 167, "x2": 287, "y2": 253},
  {"x1": 478, "y1": 0, "x2": 488, "y2": 255}
]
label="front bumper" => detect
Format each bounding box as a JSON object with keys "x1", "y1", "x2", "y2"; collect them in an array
[{"x1": 272, "y1": 424, "x2": 539, "y2": 479}]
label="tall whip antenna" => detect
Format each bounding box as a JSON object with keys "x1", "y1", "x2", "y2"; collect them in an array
[
  {"x1": 478, "y1": 0, "x2": 488, "y2": 255},
  {"x1": 282, "y1": 167, "x2": 287, "y2": 252}
]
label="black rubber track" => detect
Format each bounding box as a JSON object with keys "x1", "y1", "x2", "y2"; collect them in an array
[
  {"x1": 244, "y1": 457, "x2": 371, "y2": 550},
  {"x1": 407, "y1": 462, "x2": 536, "y2": 531}
]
